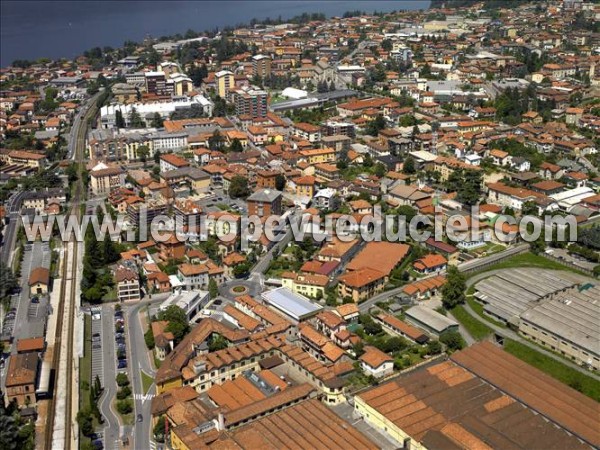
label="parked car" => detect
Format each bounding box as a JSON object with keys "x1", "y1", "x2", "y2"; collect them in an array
[
  {"x1": 117, "y1": 360, "x2": 127, "y2": 369},
  {"x1": 92, "y1": 343, "x2": 102, "y2": 349},
  {"x1": 31, "y1": 296, "x2": 39, "y2": 304}
]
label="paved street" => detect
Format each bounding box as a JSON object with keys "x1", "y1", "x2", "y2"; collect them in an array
[
  {"x1": 126, "y1": 296, "x2": 168, "y2": 450},
  {"x1": 98, "y1": 304, "x2": 122, "y2": 450}
]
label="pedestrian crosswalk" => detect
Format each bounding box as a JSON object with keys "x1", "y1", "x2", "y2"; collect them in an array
[{"x1": 134, "y1": 393, "x2": 155, "y2": 402}]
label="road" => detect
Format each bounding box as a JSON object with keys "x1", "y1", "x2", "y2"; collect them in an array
[
  {"x1": 358, "y1": 243, "x2": 530, "y2": 312},
  {"x1": 45, "y1": 92, "x2": 101, "y2": 450},
  {"x1": 0, "y1": 190, "x2": 27, "y2": 266},
  {"x1": 98, "y1": 304, "x2": 121, "y2": 450},
  {"x1": 126, "y1": 295, "x2": 169, "y2": 450}
]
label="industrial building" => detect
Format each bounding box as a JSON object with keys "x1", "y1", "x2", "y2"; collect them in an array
[{"x1": 261, "y1": 287, "x2": 323, "y2": 323}]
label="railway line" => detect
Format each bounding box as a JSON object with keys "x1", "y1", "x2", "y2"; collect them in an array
[{"x1": 44, "y1": 94, "x2": 100, "y2": 450}]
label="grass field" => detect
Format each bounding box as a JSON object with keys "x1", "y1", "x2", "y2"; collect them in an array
[
  {"x1": 466, "y1": 297, "x2": 506, "y2": 328},
  {"x1": 504, "y1": 339, "x2": 600, "y2": 402},
  {"x1": 451, "y1": 305, "x2": 492, "y2": 341},
  {"x1": 471, "y1": 252, "x2": 590, "y2": 277},
  {"x1": 141, "y1": 370, "x2": 154, "y2": 395}
]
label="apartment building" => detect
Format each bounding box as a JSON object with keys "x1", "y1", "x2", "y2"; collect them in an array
[{"x1": 115, "y1": 266, "x2": 141, "y2": 302}]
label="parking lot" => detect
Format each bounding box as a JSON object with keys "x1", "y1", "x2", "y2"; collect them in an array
[{"x1": 91, "y1": 306, "x2": 104, "y2": 386}]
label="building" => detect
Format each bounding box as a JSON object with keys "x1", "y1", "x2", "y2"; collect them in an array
[
  {"x1": 4, "y1": 352, "x2": 39, "y2": 408},
  {"x1": 375, "y1": 313, "x2": 429, "y2": 344},
  {"x1": 261, "y1": 287, "x2": 323, "y2": 323},
  {"x1": 359, "y1": 346, "x2": 394, "y2": 379},
  {"x1": 355, "y1": 342, "x2": 599, "y2": 450},
  {"x1": 281, "y1": 271, "x2": 329, "y2": 299},
  {"x1": 89, "y1": 162, "x2": 126, "y2": 195},
  {"x1": 160, "y1": 153, "x2": 190, "y2": 173},
  {"x1": 115, "y1": 266, "x2": 141, "y2": 302},
  {"x1": 152, "y1": 320, "x2": 175, "y2": 361},
  {"x1": 252, "y1": 54, "x2": 271, "y2": 79},
  {"x1": 28, "y1": 267, "x2": 50, "y2": 295},
  {"x1": 234, "y1": 86, "x2": 268, "y2": 118},
  {"x1": 159, "y1": 290, "x2": 210, "y2": 322},
  {"x1": 519, "y1": 284, "x2": 600, "y2": 370},
  {"x1": 412, "y1": 254, "x2": 448, "y2": 274},
  {"x1": 246, "y1": 188, "x2": 282, "y2": 217},
  {"x1": 405, "y1": 305, "x2": 459, "y2": 336},
  {"x1": 337, "y1": 268, "x2": 387, "y2": 303},
  {"x1": 215, "y1": 70, "x2": 234, "y2": 98}
]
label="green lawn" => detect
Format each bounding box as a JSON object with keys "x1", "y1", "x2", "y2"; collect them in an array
[
  {"x1": 80, "y1": 315, "x2": 92, "y2": 411},
  {"x1": 504, "y1": 339, "x2": 600, "y2": 402},
  {"x1": 471, "y1": 252, "x2": 589, "y2": 277},
  {"x1": 466, "y1": 297, "x2": 506, "y2": 328},
  {"x1": 451, "y1": 305, "x2": 493, "y2": 341},
  {"x1": 141, "y1": 370, "x2": 154, "y2": 395}
]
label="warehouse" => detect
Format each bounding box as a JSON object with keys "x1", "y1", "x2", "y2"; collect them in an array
[
  {"x1": 404, "y1": 305, "x2": 458, "y2": 336},
  {"x1": 519, "y1": 283, "x2": 600, "y2": 370},
  {"x1": 261, "y1": 287, "x2": 323, "y2": 323},
  {"x1": 473, "y1": 268, "x2": 579, "y2": 324}
]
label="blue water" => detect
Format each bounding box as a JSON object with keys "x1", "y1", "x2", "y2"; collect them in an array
[{"x1": 1, "y1": 1, "x2": 430, "y2": 66}]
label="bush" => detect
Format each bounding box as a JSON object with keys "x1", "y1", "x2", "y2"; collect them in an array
[
  {"x1": 116, "y1": 386, "x2": 131, "y2": 400},
  {"x1": 116, "y1": 399, "x2": 133, "y2": 415},
  {"x1": 116, "y1": 373, "x2": 130, "y2": 387},
  {"x1": 440, "y1": 331, "x2": 466, "y2": 352},
  {"x1": 144, "y1": 328, "x2": 155, "y2": 350}
]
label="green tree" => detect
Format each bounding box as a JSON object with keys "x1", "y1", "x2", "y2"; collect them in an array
[
  {"x1": 275, "y1": 174, "x2": 286, "y2": 191},
  {"x1": 441, "y1": 266, "x2": 466, "y2": 309},
  {"x1": 440, "y1": 330, "x2": 466, "y2": 352},
  {"x1": 402, "y1": 156, "x2": 416, "y2": 174},
  {"x1": 366, "y1": 114, "x2": 386, "y2": 136},
  {"x1": 116, "y1": 386, "x2": 132, "y2": 400},
  {"x1": 144, "y1": 328, "x2": 155, "y2": 349},
  {"x1": 158, "y1": 305, "x2": 190, "y2": 344},
  {"x1": 136, "y1": 145, "x2": 150, "y2": 166},
  {"x1": 116, "y1": 372, "x2": 130, "y2": 387},
  {"x1": 128, "y1": 107, "x2": 145, "y2": 128},
  {"x1": 150, "y1": 112, "x2": 164, "y2": 128},
  {"x1": 229, "y1": 138, "x2": 243, "y2": 152},
  {"x1": 229, "y1": 175, "x2": 251, "y2": 199},
  {"x1": 208, "y1": 334, "x2": 229, "y2": 352},
  {"x1": 153, "y1": 416, "x2": 166, "y2": 443},
  {"x1": 116, "y1": 399, "x2": 133, "y2": 414},
  {"x1": 426, "y1": 340, "x2": 443, "y2": 355},
  {"x1": 208, "y1": 278, "x2": 219, "y2": 299},
  {"x1": 102, "y1": 233, "x2": 119, "y2": 264}
]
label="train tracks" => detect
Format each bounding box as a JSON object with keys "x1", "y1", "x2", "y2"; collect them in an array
[{"x1": 44, "y1": 95, "x2": 99, "y2": 450}]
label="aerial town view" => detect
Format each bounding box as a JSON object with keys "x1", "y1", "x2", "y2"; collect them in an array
[{"x1": 0, "y1": 0, "x2": 599, "y2": 449}]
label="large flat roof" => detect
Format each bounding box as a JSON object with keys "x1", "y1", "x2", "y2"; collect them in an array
[
  {"x1": 521, "y1": 284, "x2": 600, "y2": 357},
  {"x1": 357, "y1": 342, "x2": 598, "y2": 449},
  {"x1": 261, "y1": 287, "x2": 322, "y2": 321}
]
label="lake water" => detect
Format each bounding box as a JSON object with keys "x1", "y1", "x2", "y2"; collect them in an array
[{"x1": 1, "y1": 1, "x2": 430, "y2": 66}]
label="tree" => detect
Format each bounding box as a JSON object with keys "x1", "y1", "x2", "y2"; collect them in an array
[
  {"x1": 136, "y1": 145, "x2": 150, "y2": 166},
  {"x1": 441, "y1": 266, "x2": 466, "y2": 309},
  {"x1": 158, "y1": 305, "x2": 190, "y2": 344},
  {"x1": 77, "y1": 409, "x2": 94, "y2": 436},
  {"x1": 208, "y1": 278, "x2": 218, "y2": 299},
  {"x1": 94, "y1": 375, "x2": 102, "y2": 397},
  {"x1": 116, "y1": 399, "x2": 133, "y2": 414},
  {"x1": 426, "y1": 340, "x2": 443, "y2": 355},
  {"x1": 116, "y1": 372, "x2": 130, "y2": 387},
  {"x1": 102, "y1": 233, "x2": 119, "y2": 264},
  {"x1": 150, "y1": 112, "x2": 164, "y2": 128},
  {"x1": 144, "y1": 328, "x2": 155, "y2": 349},
  {"x1": 275, "y1": 174, "x2": 286, "y2": 191},
  {"x1": 229, "y1": 138, "x2": 243, "y2": 152},
  {"x1": 208, "y1": 334, "x2": 229, "y2": 352},
  {"x1": 154, "y1": 416, "x2": 166, "y2": 443},
  {"x1": 364, "y1": 321, "x2": 383, "y2": 336},
  {"x1": 115, "y1": 109, "x2": 126, "y2": 128},
  {"x1": 402, "y1": 156, "x2": 416, "y2": 174},
  {"x1": 440, "y1": 330, "x2": 466, "y2": 352},
  {"x1": 208, "y1": 130, "x2": 226, "y2": 151},
  {"x1": 366, "y1": 114, "x2": 386, "y2": 136},
  {"x1": 382, "y1": 336, "x2": 408, "y2": 353},
  {"x1": 128, "y1": 107, "x2": 145, "y2": 128},
  {"x1": 229, "y1": 175, "x2": 250, "y2": 199},
  {"x1": 381, "y1": 38, "x2": 393, "y2": 52},
  {"x1": 117, "y1": 386, "x2": 132, "y2": 400}
]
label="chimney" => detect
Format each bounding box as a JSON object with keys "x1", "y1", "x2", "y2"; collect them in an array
[
  {"x1": 217, "y1": 412, "x2": 225, "y2": 431},
  {"x1": 403, "y1": 438, "x2": 411, "y2": 450}
]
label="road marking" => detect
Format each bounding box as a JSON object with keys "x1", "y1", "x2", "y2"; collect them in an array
[{"x1": 134, "y1": 393, "x2": 155, "y2": 402}]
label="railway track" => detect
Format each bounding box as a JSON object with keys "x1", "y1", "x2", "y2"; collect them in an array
[{"x1": 44, "y1": 95, "x2": 99, "y2": 450}]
